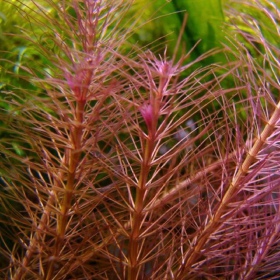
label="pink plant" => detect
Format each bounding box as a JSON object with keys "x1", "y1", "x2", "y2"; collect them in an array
[{"x1": 0, "y1": 0, "x2": 279, "y2": 279}]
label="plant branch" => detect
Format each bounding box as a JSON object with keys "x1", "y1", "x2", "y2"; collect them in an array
[{"x1": 178, "y1": 100, "x2": 280, "y2": 277}]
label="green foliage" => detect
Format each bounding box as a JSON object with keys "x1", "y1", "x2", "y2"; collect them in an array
[
  {"x1": 127, "y1": 0, "x2": 226, "y2": 64},
  {"x1": 173, "y1": 0, "x2": 226, "y2": 63}
]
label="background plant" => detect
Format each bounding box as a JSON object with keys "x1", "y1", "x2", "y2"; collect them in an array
[{"x1": 0, "y1": 0, "x2": 280, "y2": 279}]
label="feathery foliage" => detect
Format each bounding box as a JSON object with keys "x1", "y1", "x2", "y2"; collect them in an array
[{"x1": 0, "y1": 0, "x2": 279, "y2": 279}]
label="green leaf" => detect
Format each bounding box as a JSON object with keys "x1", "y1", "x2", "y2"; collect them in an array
[
  {"x1": 172, "y1": 0, "x2": 226, "y2": 63},
  {"x1": 12, "y1": 142, "x2": 25, "y2": 156}
]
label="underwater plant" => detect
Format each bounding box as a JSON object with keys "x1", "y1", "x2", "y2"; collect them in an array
[{"x1": 0, "y1": 0, "x2": 279, "y2": 279}]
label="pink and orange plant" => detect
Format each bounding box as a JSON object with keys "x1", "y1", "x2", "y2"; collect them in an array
[{"x1": 0, "y1": 0, "x2": 279, "y2": 279}]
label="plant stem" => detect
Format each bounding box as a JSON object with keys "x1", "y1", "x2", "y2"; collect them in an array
[
  {"x1": 46, "y1": 100, "x2": 85, "y2": 280},
  {"x1": 13, "y1": 193, "x2": 55, "y2": 280},
  {"x1": 178, "y1": 100, "x2": 280, "y2": 277},
  {"x1": 128, "y1": 137, "x2": 153, "y2": 280}
]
